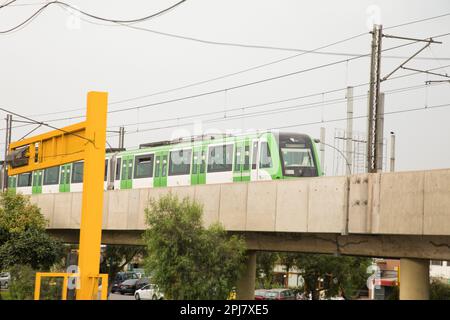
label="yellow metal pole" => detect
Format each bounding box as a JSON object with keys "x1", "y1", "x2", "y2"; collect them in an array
[
  {"x1": 100, "y1": 274, "x2": 108, "y2": 300},
  {"x1": 76, "y1": 91, "x2": 108, "y2": 300},
  {"x1": 34, "y1": 273, "x2": 42, "y2": 300},
  {"x1": 62, "y1": 274, "x2": 68, "y2": 300}
]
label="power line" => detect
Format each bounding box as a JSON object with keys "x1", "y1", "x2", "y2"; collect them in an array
[
  {"x1": 24, "y1": 31, "x2": 450, "y2": 122},
  {"x1": 0, "y1": 0, "x2": 17, "y2": 9},
  {"x1": 0, "y1": 0, "x2": 187, "y2": 34},
  {"x1": 14, "y1": 14, "x2": 450, "y2": 117},
  {"x1": 269, "y1": 102, "x2": 450, "y2": 131},
  {"x1": 101, "y1": 37, "x2": 450, "y2": 115},
  {"x1": 110, "y1": 82, "x2": 445, "y2": 136},
  {"x1": 384, "y1": 12, "x2": 450, "y2": 30},
  {"x1": 119, "y1": 102, "x2": 450, "y2": 150},
  {"x1": 106, "y1": 82, "x2": 439, "y2": 130},
  {"x1": 5, "y1": 61, "x2": 450, "y2": 133},
  {"x1": 0, "y1": 107, "x2": 93, "y2": 144}
]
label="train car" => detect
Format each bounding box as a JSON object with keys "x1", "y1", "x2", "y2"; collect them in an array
[{"x1": 7, "y1": 131, "x2": 322, "y2": 194}]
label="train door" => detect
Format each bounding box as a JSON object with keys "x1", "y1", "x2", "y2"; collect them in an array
[
  {"x1": 120, "y1": 155, "x2": 133, "y2": 189},
  {"x1": 32, "y1": 170, "x2": 43, "y2": 194},
  {"x1": 153, "y1": 151, "x2": 168, "y2": 188},
  {"x1": 191, "y1": 145, "x2": 207, "y2": 185},
  {"x1": 59, "y1": 164, "x2": 71, "y2": 192},
  {"x1": 233, "y1": 139, "x2": 251, "y2": 182},
  {"x1": 250, "y1": 139, "x2": 259, "y2": 181}
]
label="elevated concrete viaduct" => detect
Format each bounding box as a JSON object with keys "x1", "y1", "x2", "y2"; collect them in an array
[{"x1": 30, "y1": 168, "x2": 450, "y2": 300}]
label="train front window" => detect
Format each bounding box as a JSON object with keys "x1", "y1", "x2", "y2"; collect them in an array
[{"x1": 281, "y1": 148, "x2": 314, "y2": 168}]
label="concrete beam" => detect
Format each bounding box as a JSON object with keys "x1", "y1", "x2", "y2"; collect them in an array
[{"x1": 47, "y1": 229, "x2": 450, "y2": 260}]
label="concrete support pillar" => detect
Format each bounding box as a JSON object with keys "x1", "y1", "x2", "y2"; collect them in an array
[
  {"x1": 400, "y1": 258, "x2": 430, "y2": 300},
  {"x1": 236, "y1": 251, "x2": 256, "y2": 300}
]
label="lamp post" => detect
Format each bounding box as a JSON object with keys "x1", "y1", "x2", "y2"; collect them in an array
[{"x1": 314, "y1": 138, "x2": 352, "y2": 175}]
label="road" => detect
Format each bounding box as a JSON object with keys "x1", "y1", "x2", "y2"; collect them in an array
[{"x1": 108, "y1": 293, "x2": 135, "y2": 300}]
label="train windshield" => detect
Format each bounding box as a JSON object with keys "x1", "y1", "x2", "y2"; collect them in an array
[{"x1": 281, "y1": 148, "x2": 314, "y2": 168}]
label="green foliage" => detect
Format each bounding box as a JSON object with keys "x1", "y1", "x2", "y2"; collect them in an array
[
  {"x1": 0, "y1": 228, "x2": 64, "y2": 270},
  {"x1": 8, "y1": 264, "x2": 64, "y2": 300},
  {"x1": 256, "y1": 252, "x2": 278, "y2": 288},
  {"x1": 143, "y1": 194, "x2": 247, "y2": 300},
  {"x1": 8, "y1": 264, "x2": 36, "y2": 300},
  {"x1": 430, "y1": 279, "x2": 450, "y2": 300},
  {"x1": 0, "y1": 192, "x2": 64, "y2": 271},
  {"x1": 0, "y1": 192, "x2": 47, "y2": 237},
  {"x1": 295, "y1": 253, "x2": 371, "y2": 300},
  {"x1": 100, "y1": 245, "x2": 147, "y2": 290}
]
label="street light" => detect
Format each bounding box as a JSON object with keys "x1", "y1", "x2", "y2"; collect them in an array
[{"x1": 313, "y1": 138, "x2": 352, "y2": 175}]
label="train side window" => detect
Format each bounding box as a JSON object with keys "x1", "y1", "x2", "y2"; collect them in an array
[
  {"x1": 43, "y1": 166, "x2": 60, "y2": 185},
  {"x1": 104, "y1": 159, "x2": 109, "y2": 181},
  {"x1": 134, "y1": 154, "x2": 154, "y2": 179},
  {"x1": 71, "y1": 162, "x2": 84, "y2": 183},
  {"x1": 115, "y1": 158, "x2": 121, "y2": 180},
  {"x1": 17, "y1": 173, "x2": 32, "y2": 187},
  {"x1": 251, "y1": 141, "x2": 258, "y2": 170},
  {"x1": 234, "y1": 145, "x2": 242, "y2": 172},
  {"x1": 208, "y1": 144, "x2": 233, "y2": 173},
  {"x1": 168, "y1": 149, "x2": 192, "y2": 176},
  {"x1": 259, "y1": 142, "x2": 272, "y2": 169},
  {"x1": 243, "y1": 145, "x2": 250, "y2": 171}
]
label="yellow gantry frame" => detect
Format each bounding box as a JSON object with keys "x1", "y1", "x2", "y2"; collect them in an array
[
  {"x1": 34, "y1": 273, "x2": 108, "y2": 300},
  {"x1": 8, "y1": 92, "x2": 109, "y2": 300}
]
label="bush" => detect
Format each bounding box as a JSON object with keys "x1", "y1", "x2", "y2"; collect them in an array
[
  {"x1": 430, "y1": 279, "x2": 450, "y2": 300},
  {"x1": 9, "y1": 265, "x2": 35, "y2": 300}
]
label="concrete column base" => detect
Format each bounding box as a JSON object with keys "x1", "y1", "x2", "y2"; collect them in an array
[
  {"x1": 399, "y1": 258, "x2": 430, "y2": 300},
  {"x1": 236, "y1": 251, "x2": 256, "y2": 300}
]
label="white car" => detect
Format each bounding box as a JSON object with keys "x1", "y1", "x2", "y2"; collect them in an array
[
  {"x1": 0, "y1": 272, "x2": 10, "y2": 289},
  {"x1": 134, "y1": 284, "x2": 164, "y2": 300}
]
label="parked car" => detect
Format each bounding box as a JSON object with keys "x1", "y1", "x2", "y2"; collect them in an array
[
  {"x1": 265, "y1": 289, "x2": 296, "y2": 300},
  {"x1": 135, "y1": 277, "x2": 150, "y2": 291},
  {"x1": 134, "y1": 284, "x2": 164, "y2": 300},
  {"x1": 254, "y1": 289, "x2": 268, "y2": 300},
  {"x1": 118, "y1": 279, "x2": 139, "y2": 295},
  {"x1": 0, "y1": 272, "x2": 10, "y2": 289},
  {"x1": 111, "y1": 272, "x2": 138, "y2": 293}
]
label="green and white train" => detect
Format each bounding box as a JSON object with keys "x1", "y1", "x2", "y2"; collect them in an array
[{"x1": 7, "y1": 131, "x2": 322, "y2": 195}]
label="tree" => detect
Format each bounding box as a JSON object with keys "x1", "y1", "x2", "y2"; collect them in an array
[
  {"x1": 143, "y1": 194, "x2": 247, "y2": 300},
  {"x1": 430, "y1": 279, "x2": 450, "y2": 300},
  {"x1": 0, "y1": 192, "x2": 64, "y2": 271},
  {"x1": 295, "y1": 253, "x2": 371, "y2": 300},
  {"x1": 256, "y1": 252, "x2": 278, "y2": 288},
  {"x1": 100, "y1": 245, "x2": 147, "y2": 291}
]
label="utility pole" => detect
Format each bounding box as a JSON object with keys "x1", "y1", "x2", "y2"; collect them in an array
[
  {"x1": 346, "y1": 87, "x2": 354, "y2": 175},
  {"x1": 376, "y1": 92, "x2": 385, "y2": 172},
  {"x1": 118, "y1": 126, "x2": 125, "y2": 149},
  {"x1": 367, "y1": 24, "x2": 383, "y2": 173},
  {"x1": 390, "y1": 132, "x2": 395, "y2": 172},
  {"x1": 320, "y1": 127, "x2": 326, "y2": 175},
  {"x1": 2, "y1": 114, "x2": 12, "y2": 191}
]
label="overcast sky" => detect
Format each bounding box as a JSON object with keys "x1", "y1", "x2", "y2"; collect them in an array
[{"x1": 1, "y1": 0, "x2": 450, "y2": 174}]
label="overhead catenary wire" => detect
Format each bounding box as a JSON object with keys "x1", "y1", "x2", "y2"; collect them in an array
[
  {"x1": 0, "y1": 107, "x2": 93, "y2": 144},
  {"x1": 12, "y1": 13, "x2": 449, "y2": 117},
  {"x1": 106, "y1": 82, "x2": 440, "y2": 131},
  {"x1": 119, "y1": 102, "x2": 450, "y2": 150},
  {"x1": 108, "y1": 82, "x2": 446, "y2": 137},
  {"x1": 0, "y1": 0, "x2": 187, "y2": 34},
  {"x1": 23, "y1": 30, "x2": 450, "y2": 123},
  {"x1": 4, "y1": 61, "x2": 450, "y2": 134}
]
